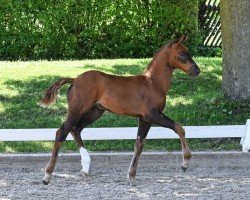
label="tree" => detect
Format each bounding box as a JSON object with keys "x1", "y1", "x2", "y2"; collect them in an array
[{"x1": 220, "y1": 0, "x2": 250, "y2": 100}]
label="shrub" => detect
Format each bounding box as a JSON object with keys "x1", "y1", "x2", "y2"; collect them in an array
[{"x1": 0, "y1": 0, "x2": 200, "y2": 60}]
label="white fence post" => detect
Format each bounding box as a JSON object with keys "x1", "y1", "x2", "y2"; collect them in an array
[{"x1": 242, "y1": 119, "x2": 250, "y2": 152}]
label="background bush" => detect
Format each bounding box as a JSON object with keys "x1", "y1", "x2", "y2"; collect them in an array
[{"x1": 0, "y1": 0, "x2": 200, "y2": 60}]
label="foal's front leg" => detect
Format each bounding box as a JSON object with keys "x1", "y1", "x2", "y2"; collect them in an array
[
  {"x1": 128, "y1": 118, "x2": 151, "y2": 186},
  {"x1": 146, "y1": 110, "x2": 191, "y2": 171}
]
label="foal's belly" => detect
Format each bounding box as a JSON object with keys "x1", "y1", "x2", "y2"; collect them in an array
[
  {"x1": 97, "y1": 97, "x2": 142, "y2": 117},
  {"x1": 97, "y1": 90, "x2": 165, "y2": 117}
]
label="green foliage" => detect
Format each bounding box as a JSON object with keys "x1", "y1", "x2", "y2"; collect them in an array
[
  {"x1": 197, "y1": 46, "x2": 222, "y2": 57},
  {"x1": 0, "y1": 0, "x2": 200, "y2": 60}
]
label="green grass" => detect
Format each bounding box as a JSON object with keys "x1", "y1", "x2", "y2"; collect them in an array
[{"x1": 0, "y1": 58, "x2": 249, "y2": 153}]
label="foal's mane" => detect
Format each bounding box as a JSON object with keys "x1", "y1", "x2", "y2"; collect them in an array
[
  {"x1": 146, "y1": 39, "x2": 178, "y2": 71},
  {"x1": 154, "y1": 40, "x2": 178, "y2": 56}
]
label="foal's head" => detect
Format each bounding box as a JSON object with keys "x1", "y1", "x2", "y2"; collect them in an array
[{"x1": 168, "y1": 35, "x2": 200, "y2": 76}]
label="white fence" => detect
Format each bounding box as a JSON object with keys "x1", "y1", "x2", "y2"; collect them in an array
[{"x1": 0, "y1": 120, "x2": 249, "y2": 152}]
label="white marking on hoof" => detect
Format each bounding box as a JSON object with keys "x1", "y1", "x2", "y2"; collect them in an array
[
  {"x1": 127, "y1": 174, "x2": 137, "y2": 186},
  {"x1": 80, "y1": 147, "x2": 91, "y2": 175},
  {"x1": 130, "y1": 178, "x2": 137, "y2": 186},
  {"x1": 42, "y1": 173, "x2": 51, "y2": 185},
  {"x1": 181, "y1": 160, "x2": 189, "y2": 172}
]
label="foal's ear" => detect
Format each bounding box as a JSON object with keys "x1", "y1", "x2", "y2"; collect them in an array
[{"x1": 177, "y1": 35, "x2": 188, "y2": 44}]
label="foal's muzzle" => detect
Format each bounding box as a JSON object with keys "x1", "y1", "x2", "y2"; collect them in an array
[{"x1": 189, "y1": 65, "x2": 200, "y2": 77}]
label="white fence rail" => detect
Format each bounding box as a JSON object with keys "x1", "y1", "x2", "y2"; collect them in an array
[{"x1": 0, "y1": 120, "x2": 249, "y2": 152}]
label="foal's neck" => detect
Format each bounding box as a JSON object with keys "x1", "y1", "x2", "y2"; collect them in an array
[{"x1": 145, "y1": 46, "x2": 174, "y2": 94}]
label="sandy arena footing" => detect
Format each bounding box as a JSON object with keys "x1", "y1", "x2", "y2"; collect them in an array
[{"x1": 0, "y1": 151, "x2": 250, "y2": 200}]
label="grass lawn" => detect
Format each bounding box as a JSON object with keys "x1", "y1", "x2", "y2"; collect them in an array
[{"x1": 0, "y1": 58, "x2": 249, "y2": 153}]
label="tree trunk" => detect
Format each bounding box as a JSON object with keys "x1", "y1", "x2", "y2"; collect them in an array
[{"x1": 220, "y1": 0, "x2": 250, "y2": 100}]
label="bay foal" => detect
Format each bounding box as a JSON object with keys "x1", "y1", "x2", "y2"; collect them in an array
[{"x1": 40, "y1": 35, "x2": 200, "y2": 185}]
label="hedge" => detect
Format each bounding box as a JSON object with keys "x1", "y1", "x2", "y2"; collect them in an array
[{"x1": 0, "y1": 0, "x2": 200, "y2": 60}]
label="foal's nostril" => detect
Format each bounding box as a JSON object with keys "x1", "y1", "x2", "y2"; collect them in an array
[
  {"x1": 189, "y1": 65, "x2": 200, "y2": 76},
  {"x1": 194, "y1": 67, "x2": 200, "y2": 76}
]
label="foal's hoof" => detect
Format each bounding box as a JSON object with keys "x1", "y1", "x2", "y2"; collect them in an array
[
  {"x1": 128, "y1": 177, "x2": 137, "y2": 186},
  {"x1": 181, "y1": 163, "x2": 189, "y2": 172},
  {"x1": 80, "y1": 170, "x2": 89, "y2": 177},
  {"x1": 42, "y1": 174, "x2": 51, "y2": 185},
  {"x1": 42, "y1": 179, "x2": 49, "y2": 185}
]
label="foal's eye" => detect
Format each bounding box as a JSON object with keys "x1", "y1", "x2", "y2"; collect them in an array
[
  {"x1": 178, "y1": 53, "x2": 189, "y2": 63},
  {"x1": 179, "y1": 53, "x2": 187, "y2": 58}
]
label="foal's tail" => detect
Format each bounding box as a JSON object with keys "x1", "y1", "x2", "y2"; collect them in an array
[{"x1": 40, "y1": 78, "x2": 74, "y2": 108}]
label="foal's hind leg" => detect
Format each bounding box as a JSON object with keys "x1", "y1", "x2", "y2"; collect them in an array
[
  {"x1": 128, "y1": 118, "x2": 151, "y2": 186},
  {"x1": 42, "y1": 113, "x2": 81, "y2": 185},
  {"x1": 70, "y1": 106, "x2": 105, "y2": 175},
  {"x1": 145, "y1": 110, "x2": 191, "y2": 171}
]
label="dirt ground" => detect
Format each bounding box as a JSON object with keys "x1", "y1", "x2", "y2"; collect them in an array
[{"x1": 0, "y1": 152, "x2": 250, "y2": 200}]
